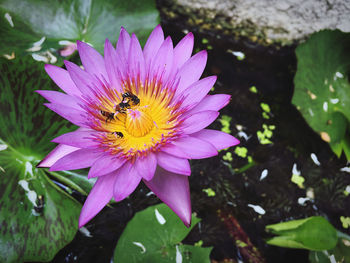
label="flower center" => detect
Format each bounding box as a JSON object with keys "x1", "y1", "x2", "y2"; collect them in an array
[
  {"x1": 89, "y1": 80, "x2": 185, "y2": 159},
  {"x1": 125, "y1": 108, "x2": 154, "y2": 137}
]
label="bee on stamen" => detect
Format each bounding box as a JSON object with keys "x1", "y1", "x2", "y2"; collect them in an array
[
  {"x1": 112, "y1": 131, "x2": 124, "y2": 138},
  {"x1": 100, "y1": 110, "x2": 115, "y2": 123},
  {"x1": 99, "y1": 92, "x2": 140, "y2": 123},
  {"x1": 122, "y1": 92, "x2": 140, "y2": 106}
]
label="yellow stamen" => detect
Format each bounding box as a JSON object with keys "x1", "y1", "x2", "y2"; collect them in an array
[
  {"x1": 94, "y1": 81, "x2": 183, "y2": 159},
  {"x1": 125, "y1": 108, "x2": 154, "y2": 137}
]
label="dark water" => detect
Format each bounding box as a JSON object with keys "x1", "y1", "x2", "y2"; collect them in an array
[{"x1": 49, "y1": 22, "x2": 350, "y2": 263}]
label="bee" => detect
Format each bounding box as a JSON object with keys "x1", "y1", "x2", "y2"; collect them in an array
[
  {"x1": 112, "y1": 131, "x2": 124, "y2": 138},
  {"x1": 100, "y1": 110, "x2": 116, "y2": 123},
  {"x1": 116, "y1": 102, "x2": 130, "y2": 112},
  {"x1": 99, "y1": 92, "x2": 140, "y2": 123},
  {"x1": 122, "y1": 92, "x2": 140, "y2": 106},
  {"x1": 34, "y1": 195, "x2": 44, "y2": 214}
]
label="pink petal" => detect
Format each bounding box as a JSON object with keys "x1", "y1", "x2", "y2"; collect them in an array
[
  {"x1": 44, "y1": 64, "x2": 81, "y2": 96},
  {"x1": 36, "y1": 90, "x2": 81, "y2": 109},
  {"x1": 60, "y1": 42, "x2": 77, "y2": 57},
  {"x1": 79, "y1": 173, "x2": 115, "y2": 227},
  {"x1": 144, "y1": 167, "x2": 191, "y2": 227},
  {"x1": 134, "y1": 152, "x2": 157, "y2": 181},
  {"x1": 149, "y1": 36, "x2": 173, "y2": 83},
  {"x1": 192, "y1": 129, "x2": 240, "y2": 150},
  {"x1": 104, "y1": 39, "x2": 122, "y2": 92},
  {"x1": 44, "y1": 103, "x2": 87, "y2": 127},
  {"x1": 51, "y1": 129, "x2": 99, "y2": 149},
  {"x1": 37, "y1": 144, "x2": 79, "y2": 168},
  {"x1": 161, "y1": 144, "x2": 191, "y2": 159},
  {"x1": 77, "y1": 40, "x2": 108, "y2": 79},
  {"x1": 113, "y1": 162, "x2": 142, "y2": 202},
  {"x1": 116, "y1": 27, "x2": 131, "y2": 62},
  {"x1": 128, "y1": 33, "x2": 146, "y2": 83},
  {"x1": 181, "y1": 76, "x2": 217, "y2": 110},
  {"x1": 175, "y1": 50, "x2": 207, "y2": 96},
  {"x1": 156, "y1": 152, "x2": 191, "y2": 176},
  {"x1": 143, "y1": 24, "x2": 164, "y2": 70},
  {"x1": 173, "y1": 32, "x2": 194, "y2": 70},
  {"x1": 172, "y1": 136, "x2": 218, "y2": 159},
  {"x1": 187, "y1": 94, "x2": 231, "y2": 115},
  {"x1": 64, "y1": 60, "x2": 96, "y2": 97},
  {"x1": 181, "y1": 110, "x2": 219, "y2": 134},
  {"x1": 49, "y1": 148, "x2": 101, "y2": 171},
  {"x1": 88, "y1": 154, "x2": 126, "y2": 179}
]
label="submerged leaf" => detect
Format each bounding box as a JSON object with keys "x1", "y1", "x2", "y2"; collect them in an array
[
  {"x1": 292, "y1": 30, "x2": 350, "y2": 159},
  {"x1": 0, "y1": 57, "x2": 82, "y2": 262}
]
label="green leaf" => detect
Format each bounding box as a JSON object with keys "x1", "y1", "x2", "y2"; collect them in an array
[
  {"x1": 309, "y1": 238, "x2": 350, "y2": 263},
  {"x1": 0, "y1": 57, "x2": 83, "y2": 262},
  {"x1": 0, "y1": 0, "x2": 159, "y2": 56},
  {"x1": 0, "y1": 163, "x2": 81, "y2": 262},
  {"x1": 266, "y1": 216, "x2": 338, "y2": 251},
  {"x1": 292, "y1": 30, "x2": 350, "y2": 159},
  {"x1": 114, "y1": 203, "x2": 212, "y2": 263}
]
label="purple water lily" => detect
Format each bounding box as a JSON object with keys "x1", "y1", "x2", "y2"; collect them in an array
[{"x1": 37, "y1": 25, "x2": 239, "y2": 227}]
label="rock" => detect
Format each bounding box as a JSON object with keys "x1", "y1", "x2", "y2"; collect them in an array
[{"x1": 157, "y1": 0, "x2": 350, "y2": 46}]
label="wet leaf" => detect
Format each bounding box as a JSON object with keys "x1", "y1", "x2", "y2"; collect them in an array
[
  {"x1": 114, "y1": 203, "x2": 212, "y2": 263},
  {"x1": 266, "y1": 216, "x2": 338, "y2": 251},
  {"x1": 0, "y1": 0, "x2": 159, "y2": 56},
  {"x1": 0, "y1": 57, "x2": 83, "y2": 262},
  {"x1": 292, "y1": 30, "x2": 350, "y2": 159}
]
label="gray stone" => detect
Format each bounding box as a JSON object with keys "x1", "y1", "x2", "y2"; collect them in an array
[{"x1": 158, "y1": 0, "x2": 350, "y2": 45}]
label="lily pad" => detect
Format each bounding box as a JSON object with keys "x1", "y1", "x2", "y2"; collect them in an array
[
  {"x1": 0, "y1": 0, "x2": 159, "y2": 57},
  {"x1": 292, "y1": 30, "x2": 350, "y2": 159},
  {"x1": 0, "y1": 57, "x2": 83, "y2": 262},
  {"x1": 114, "y1": 203, "x2": 212, "y2": 263}
]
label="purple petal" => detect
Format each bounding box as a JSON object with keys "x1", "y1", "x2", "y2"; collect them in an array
[
  {"x1": 161, "y1": 144, "x2": 191, "y2": 159},
  {"x1": 181, "y1": 76, "x2": 217, "y2": 110},
  {"x1": 175, "y1": 50, "x2": 207, "y2": 96},
  {"x1": 128, "y1": 33, "x2": 146, "y2": 83},
  {"x1": 173, "y1": 32, "x2": 194, "y2": 70},
  {"x1": 49, "y1": 148, "x2": 101, "y2": 171},
  {"x1": 144, "y1": 167, "x2": 191, "y2": 227},
  {"x1": 113, "y1": 162, "x2": 142, "y2": 202},
  {"x1": 36, "y1": 90, "x2": 81, "y2": 109},
  {"x1": 79, "y1": 173, "x2": 115, "y2": 227},
  {"x1": 143, "y1": 24, "x2": 164, "y2": 70},
  {"x1": 88, "y1": 154, "x2": 126, "y2": 179},
  {"x1": 44, "y1": 64, "x2": 81, "y2": 96},
  {"x1": 187, "y1": 94, "x2": 231, "y2": 115},
  {"x1": 104, "y1": 39, "x2": 122, "y2": 92},
  {"x1": 172, "y1": 136, "x2": 218, "y2": 159},
  {"x1": 149, "y1": 36, "x2": 173, "y2": 83},
  {"x1": 44, "y1": 103, "x2": 87, "y2": 127},
  {"x1": 134, "y1": 152, "x2": 157, "y2": 181},
  {"x1": 192, "y1": 129, "x2": 240, "y2": 150},
  {"x1": 181, "y1": 110, "x2": 219, "y2": 134},
  {"x1": 156, "y1": 152, "x2": 191, "y2": 176},
  {"x1": 37, "y1": 144, "x2": 79, "y2": 168},
  {"x1": 77, "y1": 40, "x2": 108, "y2": 79},
  {"x1": 116, "y1": 27, "x2": 131, "y2": 62},
  {"x1": 51, "y1": 129, "x2": 100, "y2": 149},
  {"x1": 64, "y1": 60, "x2": 97, "y2": 97}
]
